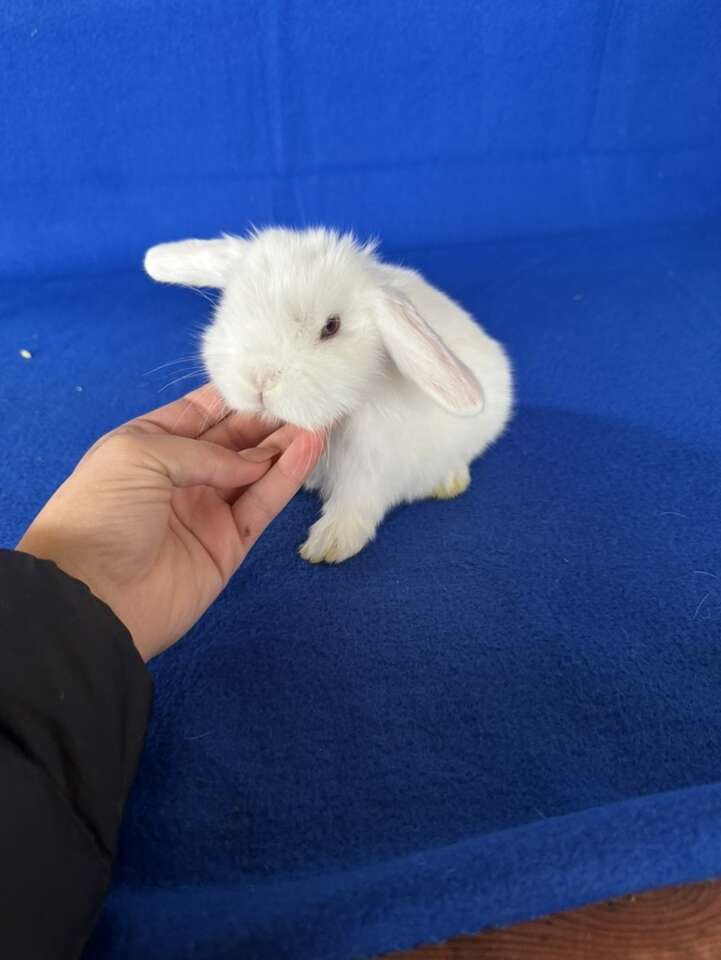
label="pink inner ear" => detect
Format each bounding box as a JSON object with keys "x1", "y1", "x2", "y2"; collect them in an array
[
  {"x1": 385, "y1": 291, "x2": 485, "y2": 415},
  {"x1": 409, "y1": 312, "x2": 484, "y2": 411}
]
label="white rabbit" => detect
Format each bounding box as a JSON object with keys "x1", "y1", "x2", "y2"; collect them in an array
[{"x1": 144, "y1": 227, "x2": 513, "y2": 563}]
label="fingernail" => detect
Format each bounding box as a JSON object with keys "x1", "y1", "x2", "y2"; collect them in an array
[{"x1": 239, "y1": 445, "x2": 280, "y2": 463}]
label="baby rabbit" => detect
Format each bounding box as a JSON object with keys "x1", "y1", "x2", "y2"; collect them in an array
[{"x1": 144, "y1": 227, "x2": 513, "y2": 563}]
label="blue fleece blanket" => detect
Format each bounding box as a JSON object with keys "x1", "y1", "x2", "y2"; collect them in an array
[
  {"x1": 2, "y1": 222, "x2": 721, "y2": 958},
  {"x1": 2, "y1": 2, "x2": 721, "y2": 958}
]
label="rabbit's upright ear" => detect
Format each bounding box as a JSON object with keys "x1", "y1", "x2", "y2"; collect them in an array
[
  {"x1": 379, "y1": 287, "x2": 485, "y2": 415},
  {"x1": 144, "y1": 235, "x2": 245, "y2": 288}
]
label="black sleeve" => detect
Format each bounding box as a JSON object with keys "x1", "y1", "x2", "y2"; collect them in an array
[{"x1": 0, "y1": 549, "x2": 153, "y2": 960}]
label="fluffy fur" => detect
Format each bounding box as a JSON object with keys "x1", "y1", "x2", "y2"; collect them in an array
[{"x1": 144, "y1": 227, "x2": 513, "y2": 562}]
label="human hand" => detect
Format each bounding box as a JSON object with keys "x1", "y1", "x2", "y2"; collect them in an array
[{"x1": 17, "y1": 386, "x2": 323, "y2": 660}]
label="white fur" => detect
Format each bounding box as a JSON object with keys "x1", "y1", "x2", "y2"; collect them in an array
[{"x1": 144, "y1": 227, "x2": 513, "y2": 562}]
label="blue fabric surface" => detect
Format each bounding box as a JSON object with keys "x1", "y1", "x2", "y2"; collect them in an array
[
  {"x1": 2, "y1": 1, "x2": 721, "y2": 274},
  {"x1": 2, "y1": 222, "x2": 721, "y2": 958},
  {"x1": 2, "y1": 2, "x2": 721, "y2": 957}
]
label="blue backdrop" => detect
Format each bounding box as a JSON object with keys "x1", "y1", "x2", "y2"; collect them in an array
[{"x1": 2, "y1": 3, "x2": 721, "y2": 958}]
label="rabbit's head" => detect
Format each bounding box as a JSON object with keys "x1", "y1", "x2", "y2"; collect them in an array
[{"x1": 145, "y1": 227, "x2": 483, "y2": 430}]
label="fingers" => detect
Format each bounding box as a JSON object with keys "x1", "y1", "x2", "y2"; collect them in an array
[
  {"x1": 199, "y1": 409, "x2": 278, "y2": 451},
  {"x1": 80, "y1": 385, "x2": 237, "y2": 467},
  {"x1": 127, "y1": 384, "x2": 230, "y2": 438},
  {"x1": 232, "y1": 430, "x2": 324, "y2": 553},
  {"x1": 103, "y1": 432, "x2": 281, "y2": 490},
  {"x1": 86, "y1": 386, "x2": 282, "y2": 474},
  {"x1": 133, "y1": 385, "x2": 284, "y2": 451},
  {"x1": 212, "y1": 424, "x2": 304, "y2": 503}
]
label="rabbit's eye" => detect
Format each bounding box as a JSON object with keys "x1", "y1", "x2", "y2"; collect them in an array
[{"x1": 320, "y1": 315, "x2": 341, "y2": 340}]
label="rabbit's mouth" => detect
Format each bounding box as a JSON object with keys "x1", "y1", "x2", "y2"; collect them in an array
[
  {"x1": 210, "y1": 364, "x2": 347, "y2": 432},
  {"x1": 224, "y1": 391, "x2": 335, "y2": 433},
  {"x1": 257, "y1": 388, "x2": 345, "y2": 433}
]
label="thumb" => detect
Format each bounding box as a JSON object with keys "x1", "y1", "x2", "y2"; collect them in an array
[{"x1": 231, "y1": 430, "x2": 324, "y2": 553}]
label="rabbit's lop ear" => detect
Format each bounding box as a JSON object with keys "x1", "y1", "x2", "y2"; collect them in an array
[
  {"x1": 144, "y1": 235, "x2": 244, "y2": 288},
  {"x1": 379, "y1": 288, "x2": 485, "y2": 415}
]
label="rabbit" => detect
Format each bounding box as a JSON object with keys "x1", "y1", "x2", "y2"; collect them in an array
[{"x1": 144, "y1": 227, "x2": 513, "y2": 563}]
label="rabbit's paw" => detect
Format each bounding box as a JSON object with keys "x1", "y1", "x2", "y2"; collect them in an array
[
  {"x1": 430, "y1": 466, "x2": 471, "y2": 500},
  {"x1": 299, "y1": 513, "x2": 371, "y2": 564}
]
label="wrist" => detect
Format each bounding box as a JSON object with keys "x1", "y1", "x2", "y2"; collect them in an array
[{"x1": 17, "y1": 529, "x2": 130, "y2": 645}]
